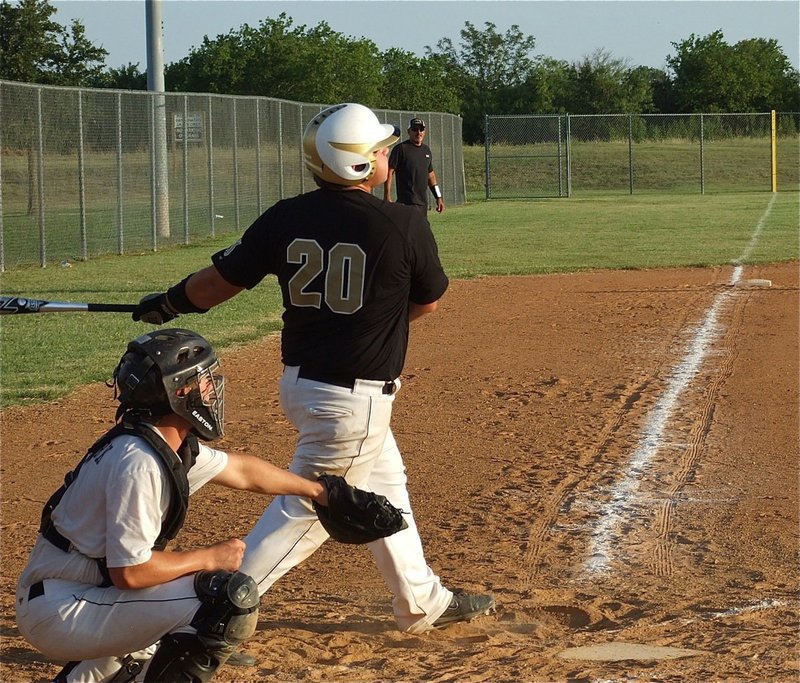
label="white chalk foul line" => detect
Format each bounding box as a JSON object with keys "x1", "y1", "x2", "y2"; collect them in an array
[
  {"x1": 583, "y1": 296, "x2": 727, "y2": 574},
  {"x1": 582, "y1": 195, "x2": 777, "y2": 575},
  {"x1": 734, "y1": 194, "x2": 777, "y2": 266},
  {"x1": 707, "y1": 597, "x2": 791, "y2": 619}
]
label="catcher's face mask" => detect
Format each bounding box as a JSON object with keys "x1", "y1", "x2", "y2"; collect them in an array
[
  {"x1": 115, "y1": 328, "x2": 225, "y2": 441},
  {"x1": 177, "y1": 362, "x2": 225, "y2": 441}
]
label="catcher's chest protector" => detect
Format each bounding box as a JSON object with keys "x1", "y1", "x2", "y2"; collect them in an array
[{"x1": 39, "y1": 420, "x2": 193, "y2": 559}]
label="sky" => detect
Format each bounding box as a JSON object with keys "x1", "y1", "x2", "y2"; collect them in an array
[{"x1": 50, "y1": 0, "x2": 800, "y2": 72}]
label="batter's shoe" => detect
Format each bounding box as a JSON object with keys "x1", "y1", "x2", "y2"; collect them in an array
[{"x1": 433, "y1": 590, "x2": 496, "y2": 628}]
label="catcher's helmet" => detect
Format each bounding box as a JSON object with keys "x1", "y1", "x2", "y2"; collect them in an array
[
  {"x1": 302, "y1": 103, "x2": 400, "y2": 186},
  {"x1": 113, "y1": 328, "x2": 224, "y2": 440}
]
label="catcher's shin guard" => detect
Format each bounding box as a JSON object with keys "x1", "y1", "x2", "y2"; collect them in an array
[{"x1": 143, "y1": 570, "x2": 259, "y2": 682}]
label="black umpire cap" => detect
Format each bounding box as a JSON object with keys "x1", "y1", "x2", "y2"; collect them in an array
[{"x1": 409, "y1": 117, "x2": 426, "y2": 129}]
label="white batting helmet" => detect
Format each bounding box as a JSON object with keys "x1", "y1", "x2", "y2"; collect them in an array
[{"x1": 303, "y1": 103, "x2": 400, "y2": 186}]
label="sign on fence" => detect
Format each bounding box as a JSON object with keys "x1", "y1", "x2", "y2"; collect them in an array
[{"x1": 173, "y1": 112, "x2": 204, "y2": 142}]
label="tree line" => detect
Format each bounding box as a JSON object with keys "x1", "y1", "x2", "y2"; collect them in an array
[{"x1": 2, "y1": 0, "x2": 798, "y2": 143}]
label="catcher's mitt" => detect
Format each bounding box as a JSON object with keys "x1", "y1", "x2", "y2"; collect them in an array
[{"x1": 313, "y1": 474, "x2": 408, "y2": 544}]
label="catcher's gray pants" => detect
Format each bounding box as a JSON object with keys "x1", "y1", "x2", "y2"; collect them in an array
[{"x1": 240, "y1": 365, "x2": 453, "y2": 633}]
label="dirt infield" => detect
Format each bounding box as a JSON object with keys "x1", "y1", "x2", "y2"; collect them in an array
[{"x1": 1, "y1": 263, "x2": 798, "y2": 682}]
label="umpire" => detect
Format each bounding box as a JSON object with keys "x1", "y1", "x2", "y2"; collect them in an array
[
  {"x1": 384, "y1": 116, "x2": 445, "y2": 214},
  {"x1": 131, "y1": 103, "x2": 494, "y2": 635}
]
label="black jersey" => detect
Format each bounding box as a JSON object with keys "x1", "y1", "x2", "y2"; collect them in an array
[
  {"x1": 212, "y1": 189, "x2": 449, "y2": 380},
  {"x1": 389, "y1": 141, "x2": 434, "y2": 207}
]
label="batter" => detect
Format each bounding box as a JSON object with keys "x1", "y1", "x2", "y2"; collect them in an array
[{"x1": 132, "y1": 103, "x2": 495, "y2": 635}]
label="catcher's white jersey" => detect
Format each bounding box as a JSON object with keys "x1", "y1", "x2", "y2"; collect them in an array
[{"x1": 49, "y1": 425, "x2": 227, "y2": 567}]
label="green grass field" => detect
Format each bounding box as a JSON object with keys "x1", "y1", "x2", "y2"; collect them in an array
[{"x1": 1, "y1": 191, "x2": 798, "y2": 406}]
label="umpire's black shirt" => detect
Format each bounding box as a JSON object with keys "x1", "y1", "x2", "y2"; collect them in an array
[{"x1": 389, "y1": 141, "x2": 434, "y2": 208}]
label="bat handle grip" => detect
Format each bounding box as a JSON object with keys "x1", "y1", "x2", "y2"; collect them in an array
[{"x1": 87, "y1": 303, "x2": 138, "y2": 312}]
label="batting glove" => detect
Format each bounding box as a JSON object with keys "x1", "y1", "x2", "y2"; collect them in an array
[{"x1": 132, "y1": 292, "x2": 178, "y2": 325}]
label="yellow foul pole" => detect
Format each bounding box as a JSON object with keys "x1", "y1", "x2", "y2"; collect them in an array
[{"x1": 770, "y1": 110, "x2": 777, "y2": 193}]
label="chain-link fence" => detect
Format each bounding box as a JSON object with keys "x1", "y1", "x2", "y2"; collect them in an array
[
  {"x1": 485, "y1": 112, "x2": 800, "y2": 199},
  {"x1": 0, "y1": 80, "x2": 465, "y2": 270}
]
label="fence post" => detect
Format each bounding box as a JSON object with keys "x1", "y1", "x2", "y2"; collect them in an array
[
  {"x1": 566, "y1": 114, "x2": 572, "y2": 198},
  {"x1": 153, "y1": 93, "x2": 170, "y2": 238},
  {"x1": 77, "y1": 90, "x2": 88, "y2": 261},
  {"x1": 207, "y1": 95, "x2": 215, "y2": 237},
  {"x1": 439, "y1": 113, "x2": 446, "y2": 205},
  {"x1": 146, "y1": 0, "x2": 169, "y2": 239},
  {"x1": 149, "y1": 95, "x2": 158, "y2": 250},
  {"x1": 116, "y1": 92, "x2": 124, "y2": 255},
  {"x1": 278, "y1": 101, "x2": 284, "y2": 199},
  {"x1": 460, "y1": 118, "x2": 466, "y2": 203},
  {"x1": 428, "y1": 111, "x2": 434, "y2": 209},
  {"x1": 0, "y1": 84, "x2": 4, "y2": 273},
  {"x1": 182, "y1": 95, "x2": 189, "y2": 245},
  {"x1": 299, "y1": 104, "x2": 306, "y2": 195},
  {"x1": 699, "y1": 113, "x2": 705, "y2": 195},
  {"x1": 37, "y1": 87, "x2": 46, "y2": 267},
  {"x1": 232, "y1": 98, "x2": 240, "y2": 233},
  {"x1": 557, "y1": 116, "x2": 564, "y2": 197},
  {"x1": 484, "y1": 114, "x2": 490, "y2": 199},
  {"x1": 0, "y1": 83, "x2": 4, "y2": 272},
  {"x1": 255, "y1": 98, "x2": 263, "y2": 213},
  {"x1": 628, "y1": 114, "x2": 634, "y2": 195},
  {"x1": 450, "y1": 117, "x2": 458, "y2": 203}
]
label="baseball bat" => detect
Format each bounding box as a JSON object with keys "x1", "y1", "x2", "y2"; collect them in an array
[{"x1": 0, "y1": 295, "x2": 138, "y2": 315}]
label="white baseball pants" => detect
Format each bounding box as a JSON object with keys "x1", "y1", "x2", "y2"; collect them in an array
[
  {"x1": 240, "y1": 365, "x2": 453, "y2": 633},
  {"x1": 16, "y1": 538, "x2": 199, "y2": 682}
]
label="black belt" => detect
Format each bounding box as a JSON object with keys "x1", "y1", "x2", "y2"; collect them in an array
[
  {"x1": 28, "y1": 580, "x2": 45, "y2": 601},
  {"x1": 40, "y1": 526, "x2": 114, "y2": 587},
  {"x1": 297, "y1": 368, "x2": 396, "y2": 395}
]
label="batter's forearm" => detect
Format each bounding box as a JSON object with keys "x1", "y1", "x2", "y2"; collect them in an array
[{"x1": 183, "y1": 265, "x2": 245, "y2": 310}]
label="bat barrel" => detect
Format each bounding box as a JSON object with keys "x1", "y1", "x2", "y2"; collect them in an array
[{"x1": 0, "y1": 296, "x2": 137, "y2": 314}]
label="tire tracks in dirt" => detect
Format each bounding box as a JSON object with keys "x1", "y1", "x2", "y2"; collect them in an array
[
  {"x1": 508, "y1": 276, "x2": 730, "y2": 591},
  {"x1": 650, "y1": 289, "x2": 747, "y2": 577}
]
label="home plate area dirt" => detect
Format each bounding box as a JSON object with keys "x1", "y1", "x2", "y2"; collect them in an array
[{"x1": 1, "y1": 263, "x2": 798, "y2": 682}]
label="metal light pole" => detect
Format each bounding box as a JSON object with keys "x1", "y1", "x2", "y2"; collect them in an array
[{"x1": 146, "y1": 0, "x2": 170, "y2": 240}]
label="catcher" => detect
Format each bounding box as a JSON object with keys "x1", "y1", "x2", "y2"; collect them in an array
[
  {"x1": 131, "y1": 103, "x2": 495, "y2": 634},
  {"x1": 15, "y1": 329, "x2": 339, "y2": 683}
]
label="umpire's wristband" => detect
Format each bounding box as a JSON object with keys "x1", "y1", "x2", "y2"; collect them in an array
[
  {"x1": 165, "y1": 275, "x2": 209, "y2": 314},
  {"x1": 430, "y1": 184, "x2": 442, "y2": 199}
]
